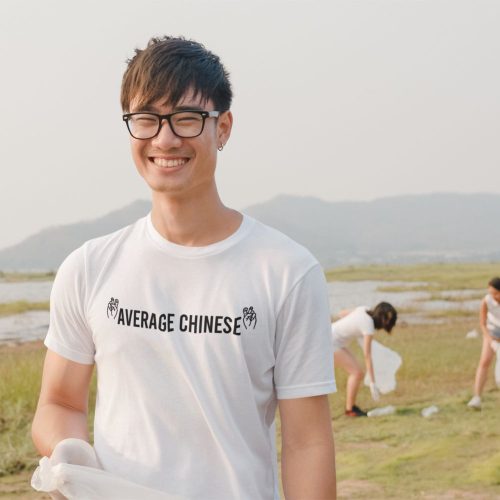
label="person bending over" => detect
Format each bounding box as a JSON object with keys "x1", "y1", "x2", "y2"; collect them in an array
[{"x1": 331, "y1": 302, "x2": 397, "y2": 417}]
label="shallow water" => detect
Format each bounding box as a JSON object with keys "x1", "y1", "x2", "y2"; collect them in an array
[
  {"x1": 0, "y1": 311, "x2": 49, "y2": 343},
  {"x1": 0, "y1": 280, "x2": 52, "y2": 302},
  {"x1": 327, "y1": 280, "x2": 428, "y2": 313},
  {"x1": 417, "y1": 299, "x2": 480, "y2": 311},
  {"x1": 0, "y1": 280, "x2": 483, "y2": 344}
]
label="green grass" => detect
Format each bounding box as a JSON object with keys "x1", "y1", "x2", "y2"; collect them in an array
[
  {"x1": 0, "y1": 272, "x2": 55, "y2": 283},
  {"x1": 0, "y1": 343, "x2": 96, "y2": 480},
  {"x1": 423, "y1": 308, "x2": 477, "y2": 319},
  {"x1": 416, "y1": 291, "x2": 486, "y2": 302},
  {"x1": 0, "y1": 345, "x2": 46, "y2": 478},
  {"x1": 1, "y1": 326, "x2": 499, "y2": 498},
  {"x1": 330, "y1": 320, "x2": 500, "y2": 498},
  {"x1": 326, "y1": 262, "x2": 500, "y2": 291},
  {"x1": 0, "y1": 301, "x2": 50, "y2": 318}
]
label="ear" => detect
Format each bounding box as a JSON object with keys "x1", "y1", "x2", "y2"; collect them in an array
[{"x1": 217, "y1": 111, "x2": 233, "y2": 146}]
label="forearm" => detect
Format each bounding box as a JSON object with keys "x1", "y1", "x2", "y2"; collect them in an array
[
  {"x1": 365, "y1": 356, "x2": 375, "y2": 383},
  {"x1": 281, "y1": 441, "x2": 336, "y2": 499},
  {"x1": 32, "y1": 403, "x2": 89, "y2": 457}
]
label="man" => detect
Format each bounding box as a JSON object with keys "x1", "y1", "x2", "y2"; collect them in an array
[{"x1": 32, "y1": 36, "x2": 337, "y2": 499}]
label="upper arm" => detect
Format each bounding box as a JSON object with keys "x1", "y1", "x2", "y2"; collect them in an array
[
  {"x1": 279, "y1": 395, "x2": 334, "y2": 450},
  {"x1": 37, "y1": 349, "x2": 94, "y2": 413}
]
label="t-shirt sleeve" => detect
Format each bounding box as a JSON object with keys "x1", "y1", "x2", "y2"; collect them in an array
[
  {"x1": 360, "y1": 308, "x2": 375, "y2": 336},
  {"x1": 274, "y1": 264, "x2": 337, "y2": 399},
  {"x1": 44, "y1": 246, "x2": 95, "y2": 365}
]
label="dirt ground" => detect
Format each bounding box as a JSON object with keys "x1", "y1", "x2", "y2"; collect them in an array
[{"x1": 0, "y1": 471, "x2": 49, "y2": 499}]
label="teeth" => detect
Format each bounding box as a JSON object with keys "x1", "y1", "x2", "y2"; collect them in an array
[{"x1": 152, "y1": 158, "x2": 187, "y2": 168}]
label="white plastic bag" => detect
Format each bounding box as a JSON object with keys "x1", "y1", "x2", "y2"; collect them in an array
[
  {"x1": 358, "y1": 338, "x2": 402, "y2": 394},
  {"x1": 31, "y1": 439, "x2": 184, "y2": 500},
  {"x1": 32, "y1": 462, "x2": 182, "y2": 499},
  {"x1": 495, "y1": 346, "x2": 500, "y2": 388}
]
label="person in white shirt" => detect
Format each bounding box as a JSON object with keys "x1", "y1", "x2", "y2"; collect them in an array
[
  {"x1": 467, "y1": 276, "x2": 500, "y2": 410},
  {"x1": 31, "y1": 36, "x2": 337, "y2": 499},
  {"x1": 331, "y1": 302, "x2": 397, "y2": 417}
]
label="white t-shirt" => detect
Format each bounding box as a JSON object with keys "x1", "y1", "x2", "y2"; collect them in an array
[
  {"x1": 485, "y1": 293, "x2": 500, "y2": 333},
  {"x1": 331, "y1": 306, "x2": 375, "y2": 351},
  {"x1": 45, "y1": 213, "x2": 336, "y2": 500}
]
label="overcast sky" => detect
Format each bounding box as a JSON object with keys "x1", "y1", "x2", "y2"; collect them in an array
[{"x1": 1, "y1": 0, "x2": 499, "y2": 249}]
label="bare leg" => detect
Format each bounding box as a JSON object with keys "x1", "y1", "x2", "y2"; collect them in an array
[
  {"x1": 473, "y1": 336, "x2": 495, "y2": 396},
  {"x1": 334, "y1": 348, "x2": 365, "y2": 410}
]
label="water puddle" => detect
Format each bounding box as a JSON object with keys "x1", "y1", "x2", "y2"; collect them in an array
[
  {"x1": 328, "y1": 280, "x2": 428, "y2": 312},
  {"x1": 0, "y1": 311, "x2": 49, "y2": 343},
  {"x1": 0, "y1": 280, "x2": 52, "y2": 302}
]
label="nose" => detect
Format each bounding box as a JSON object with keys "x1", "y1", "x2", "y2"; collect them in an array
[{"x1": 151, "y1": 118, "x2": 183, "y2": 149}]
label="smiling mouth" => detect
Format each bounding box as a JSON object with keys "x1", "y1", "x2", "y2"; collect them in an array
[{"x1": 150, "y1": 157, "x2": 189, "y2": 168}]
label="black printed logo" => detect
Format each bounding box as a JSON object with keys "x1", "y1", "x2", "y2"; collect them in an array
[
  {"x1": 107, "y1": 297, "x2": 119, "y2": 319},
  {"x1": 106, "y1": 298, "x2": 254, "y2": 337},
  {"x1": 242, "y1": 306, "x2": 257, "y2": 329}
]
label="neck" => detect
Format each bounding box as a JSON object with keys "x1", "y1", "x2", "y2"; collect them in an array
[{"x1": 150, "y1": 183, "x2": 242, "y2": 246}]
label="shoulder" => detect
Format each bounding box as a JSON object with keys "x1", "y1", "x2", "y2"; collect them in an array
[
  {"x1": 58, "y1": 216, "x2": 147, "y2": 272},
  {"x1": 244, "y1": 215, "x2": 319, "y2": 271}
]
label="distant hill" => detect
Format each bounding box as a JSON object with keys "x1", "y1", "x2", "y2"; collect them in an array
[
  {"x1": 244, "y1": 193, "x2": 500, "y2": 267},
  {"x1": 0, "y1": 200, "x2": 151, "y2": 272},
  {"x1": 1, "y1": 193, "x2": 500, "y2": 271}
]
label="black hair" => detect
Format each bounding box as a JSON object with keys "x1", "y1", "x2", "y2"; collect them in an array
[
  {"x1": 489, "y1": 277, "x2": 500, "y2": 292},
  {"x1": 121, "y1": 36, "x2": 233, "y2": 113},
  {"x1": 367, "y1": 302, "x2": 398, "y2": 334}
]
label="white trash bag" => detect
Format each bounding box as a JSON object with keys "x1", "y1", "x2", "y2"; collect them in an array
[
  {"x1": 358, "y1": 339, "x2": 402, "y2": 394},
  {"x1": 465, "y1": 329, "x2": 479, "y2": 339},
  {"x1": 495, "y1": 346, "x2": 500, "y2": 388},
  {"x1": 31, "y1": 438, "x2": 183, "y2": 500}
]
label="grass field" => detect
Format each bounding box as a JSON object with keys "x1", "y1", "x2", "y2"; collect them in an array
[
  {"x1": 0, "y1": 272, "x2": 55, "y2": 283},
  {"x1": 0, "y1": 302, "x2": 49, "y2": 318},
  {"x1": 1, "y1": 263, "x2": 500, "y2": 498},
  {"x1": 326, "y1": 262, "x2": 499, "y2": 291}
]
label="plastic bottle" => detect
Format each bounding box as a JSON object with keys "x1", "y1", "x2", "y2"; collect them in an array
[
  {"x1": 367, "y1": 405, "x2": 396, "y2": 417},
  {"x1": 421, "y1": 405, "x2": 439, "y2": 418}
]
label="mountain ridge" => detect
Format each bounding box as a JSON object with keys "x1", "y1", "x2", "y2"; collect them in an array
[{"x1": 2, "y1": 193, "x2": 500, "y2": 270}]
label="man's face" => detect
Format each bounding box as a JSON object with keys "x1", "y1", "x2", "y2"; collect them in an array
[{"x1": 128, "y1": 92, "x2": 232, "y2": 197}]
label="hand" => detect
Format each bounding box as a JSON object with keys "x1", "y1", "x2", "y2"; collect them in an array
[
  {"x1": 490, "y1": 340, "x2": 500, "y2": 353},
  {"x1": 32, "y1": 439, "x2": 101, "y2": 499},
  {"x1": 50, "y1": 438, "x2": 100, "y2": 468},
  {"x1": 369, "y1": 382, "x2": 381, "y2": 401}
]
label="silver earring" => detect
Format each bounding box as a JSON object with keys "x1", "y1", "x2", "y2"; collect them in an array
[{"x1": 218, "y1": 144, "x2": 224, "y2": 151}]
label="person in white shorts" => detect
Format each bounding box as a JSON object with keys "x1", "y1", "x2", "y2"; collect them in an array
[
  {"x1": 467, "y1": 276, "x2": 500, "y2": 410},
  {"x1": 31, "y1": 36, "x2": 337, "y2": 499},
  {"x1": 331, "y1": 302, "x2": 397, "y2": 417}
]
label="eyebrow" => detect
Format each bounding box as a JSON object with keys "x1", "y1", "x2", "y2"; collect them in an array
[{"x1": 136, "y1": 104, "x2": 205, "y2": 114}]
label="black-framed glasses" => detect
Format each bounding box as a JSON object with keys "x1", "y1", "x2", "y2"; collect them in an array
[{"x1": 122, "y1": 110, "x2": 220, "y2": 139}]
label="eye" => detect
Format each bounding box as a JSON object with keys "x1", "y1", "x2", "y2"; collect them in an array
[
  {"x1": 134, "y1": 116, "x2": 157, "y2": 124},
  {"x1": 173, "y1": 112, "x2": 203, "y2": 126}
]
